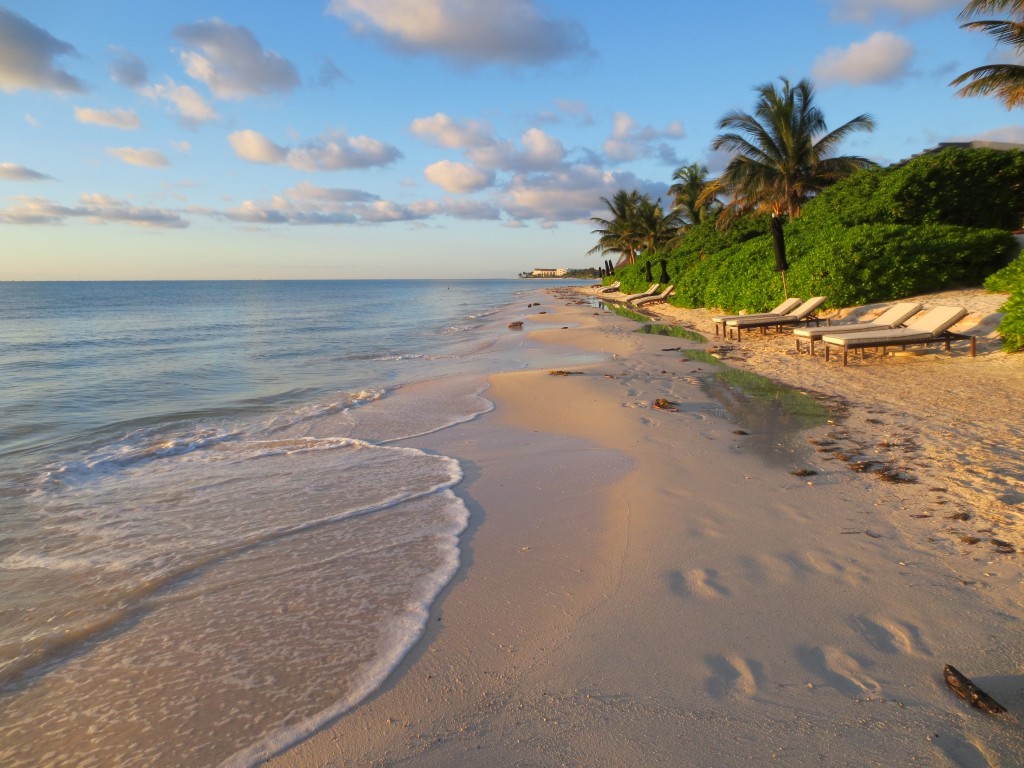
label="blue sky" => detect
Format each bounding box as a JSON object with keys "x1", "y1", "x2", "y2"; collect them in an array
[{"x1": 1, "y1": 0, "x2": 1021, "y2": 280}]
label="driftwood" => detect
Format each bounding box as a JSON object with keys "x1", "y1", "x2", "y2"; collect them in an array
[{"x1": 943, "y1": 664, "x2": 1007, "y2": 714}]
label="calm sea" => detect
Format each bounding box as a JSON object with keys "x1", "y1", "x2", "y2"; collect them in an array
[{"x1": 0, "y1": 279, "x2": 590, "y2": 767}]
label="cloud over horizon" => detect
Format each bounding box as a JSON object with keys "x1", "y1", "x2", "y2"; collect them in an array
[
  {"x1": 228, "y1": 129, "x2": 403, "y2": 171},
  {"x1": 174, "y1": 18, "x2": 300, "y2": 99},
  {"x1": 326, "y1": 0, "x2": 589, "y2": 65},
  {"x1": 0, "y1": 7, "x2": 85, "y2": 94},
  {"x1": 75, "y1": 107, "x2": 141, "y2": 130},
  {"x1": 0, "y1": 193, "x2": 186, "y2": 228},
  {"x1": 106, "y1": 147, "x2": 170, "y2": 168},
  {"x1": 814, "y1": 31, "x2": 915, "y2": 85}
]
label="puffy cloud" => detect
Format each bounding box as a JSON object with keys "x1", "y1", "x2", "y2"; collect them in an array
[
  {"x1": 813, "y1": 32, "x2": 914, "y2": 85},
  {"x1": 0, "y1": 194, "x2": 186, "y2": 228},
  {"x1": 424, "y1": 160, "x2": 495, "y2": 193},
  {"x1": 0, "y1": 7, "x2": 85, "y2": 93},
  {"x1": 442, "y1": 198, "x2": 501, "y2": 220},
  {"x1": 174, "y1": 18, "x2": 299, "y2": 99},
  {"x1": 282, "y1": 181, "x2": 379, "y2": 203},
  {"x1": 499, "y1": 164, "x2": 661, "y2": 224},
  {"x1": 326, "y1": 0, "x2": 588, "y2": 66},
  {"x1": 109, "y1": 47, "x2": 148, "y2": 88},
  {"x1": 140, "y1": 78, "x2": 219, "y2": 126},
  {"x1": 0, "y1": 163, "x2": 53, "y2": 181},
  {"x1": 827, "y1": 0, "x2": 959, "y2": 23},
  {"x1": 603, "y1": 112, "x2": 685, "y2": 162},
  {"x1": 106, "y1": 147, "x2": 170, "y2": 168},
  {"x1": 411, "y1": 113, "x2": 494, "y2": 149},
  {"x1": 228, "y1": 129, "x2": 402, "y2": 171},
  {"x1": 74, "y1": 107, "x2": 140, "y2": 130}
]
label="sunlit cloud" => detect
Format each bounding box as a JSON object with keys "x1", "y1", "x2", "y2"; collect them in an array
[
  {"x1": 109, "y1": 47, "x2": 148, "y2": 88},
  {"x1": 411, "y1": 113, "x2": 494, "y2": 149},
  {"x1": 826, "y1": 0, "x2": 960, "y2": 23},
  {"x1": 814, "y1": 32, "x2": 914, "y2": 85},
  {"x1": 0, "y1": 163, "x2": 53, "y2": 181},
  {"x1": 106, "y1": 147, "x2": 170, "y2": 168},
  {"x1": 0, "y1": 7, "x2": 85, "y2": 93},
  {"x1": 0, "y1": 194, "x2": 186, "y2": 228},
  {"x1": 75, "y1": 107, "x2": 141, "y2": 130},
  {"x1": 174, "y1": 18, "x2": 299, "y2": 99},
  {"x1": 603, "y1": 112, "x2": 685, "y2": 162},
  {"x1": 228, "y1": 129, "x2": 402, "y2": 171},
  {"x1": 326, "y1": 0, "x2": 589, "y2": 66},
  {"x1": 141, "y1": 77, "x2": 219, "y2": 127},
  {"x1": 424, "y1": 160, "x2": 495, "y2": 193}
]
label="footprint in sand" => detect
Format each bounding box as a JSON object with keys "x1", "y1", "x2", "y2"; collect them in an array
[
  {"x1": 704, "y1": 654, "x2": 763, "y2": 699},
  {"x1": 685, "y1": 567, "x2": 731, "y2": 598},
  {"x1": 796, "y1": 644, "x2": 881, "y2": 696},
  {"x1": 849, "y1": 616, "x2": 932, "y2": 656}
]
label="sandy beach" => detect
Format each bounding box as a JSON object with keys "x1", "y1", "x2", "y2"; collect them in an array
[{"x1": 268, "y1": 286, "x2": 1023, "y2": 767}]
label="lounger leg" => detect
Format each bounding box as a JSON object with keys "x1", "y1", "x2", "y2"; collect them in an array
[
  {"x1": 810, "y1": 338, "x2": 816, "y2": 356},
  {"x1": 843, "y1": 348, "x2": 848, "y2": 367},
  {"x1": 970, "y1": 337, "x2": 976, "y2": 357},
  {"x1": 825, "y1": 345, "x2": 830, "y2": 362}
]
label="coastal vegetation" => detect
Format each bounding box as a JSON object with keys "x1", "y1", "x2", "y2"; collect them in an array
[{"x1": 593, "y1": 79, "x2": 1024, "y2": 349}]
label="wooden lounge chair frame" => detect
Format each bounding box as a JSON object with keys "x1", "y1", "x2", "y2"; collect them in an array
[
  {"x1": 629, "y1": 285, "x2": 674, "y2": 307},
  {"x1": 712, "y1": 298, "x2": 802, "y2": 337},
  {"x1": 821, "y1": 307, "x2": 975, "y2": 366},
  {"x1": 794, "y1": 302, "x2": 923, "y2": 356},
  {"x1": 724, "y1": 297, "x2": 828, "y2": 342}
]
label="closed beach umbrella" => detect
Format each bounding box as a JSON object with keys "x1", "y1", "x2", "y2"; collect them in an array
[
  {"x1": 659, "y1": 259, "x2": 670, "y2": 284},
  {"x1": 770, "y1": 214, "x2": 789, "y2": 297},
  {"x1": 644, "y1": 262, "x2": 653, "y2": 283}
]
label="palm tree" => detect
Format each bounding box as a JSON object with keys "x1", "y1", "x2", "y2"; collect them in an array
[
  {"x1": 588, "y1": 190, "x2": 681, "y2": 265},
  {"x1": 950, "y1": 0, "x2": 1024, "y2": 108},
  {"x1": 667, "y1": 162, "x2": 721, "y2": 228},
  {"x1": 711, "y1": 77, "x2": 877, "y2": 218},
  {"x1": 588, "y1": 189, "x2": 643, "y2": 266}
]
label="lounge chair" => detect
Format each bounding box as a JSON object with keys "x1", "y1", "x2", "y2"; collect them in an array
[
  {"x1": 822, "y1": 306, "x2": 973, "y2": 366},
  {"x1": 712, "y1": 298, "x2": 803, "y2": 337},
  {"x1": 723, "y1": 297, "x2": 828, "y2": 341},
  {"x1": 596, "y1": 280, "x2": 621, "y2": 294},
  {"x1": 613, "y1": 284, "x2": 659, "y2": 303},
  {"x1": 629, "y1": 285, "x2": 674, "y2": 307},
  {"x1": 793, "y1": 302, "x2": 923, "y2": 355}
]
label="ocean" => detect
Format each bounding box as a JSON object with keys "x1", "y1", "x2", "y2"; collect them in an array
[{"x1": 0, "y1": 279, "x2": 591, "y2": 767}]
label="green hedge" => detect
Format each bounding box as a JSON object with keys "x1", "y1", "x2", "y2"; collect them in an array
[{"x1": 984, "y1": 252, "x2": 1024, "y2": 352}]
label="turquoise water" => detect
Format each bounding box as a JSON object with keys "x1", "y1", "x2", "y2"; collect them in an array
[{"x1": 0, "y1": 279, "x2": 582, "y2": 767}]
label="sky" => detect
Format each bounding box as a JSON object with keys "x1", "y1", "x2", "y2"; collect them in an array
[{"x1": 1, "y1": 0, "x2": 1022, "y2": 280}]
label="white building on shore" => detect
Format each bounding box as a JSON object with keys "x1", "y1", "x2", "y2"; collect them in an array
[{"x1": 530, "y1": 268, "x2": 569, "y2": 277}]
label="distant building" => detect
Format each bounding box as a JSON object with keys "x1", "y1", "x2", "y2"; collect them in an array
[{"x1": 530, "y1": 268, "x2": 568, "y2": 277}]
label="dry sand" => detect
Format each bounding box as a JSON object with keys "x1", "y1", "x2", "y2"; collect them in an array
[{"x1": 268, "y1": 287, "x2": 1023, "y2": 768}]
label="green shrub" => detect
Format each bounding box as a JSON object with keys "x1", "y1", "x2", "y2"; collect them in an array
[
  {"x1": 804, "y1": 147, "x2": 1024, "y2": 229},
  {"x1": 984, "y1": 252, "x2": 1024, "y2": 352}
]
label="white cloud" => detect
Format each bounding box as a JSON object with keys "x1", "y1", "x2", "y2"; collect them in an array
[
  {"x1": 106, "y1": 147, "x2": 170, "y2": 168},
  {"x1": 174, "y1": 18, "x2": 299, "y2": 99},
  {"x1": 141, "y1": 77, "x2": 219, "y2": 126},
  {"x1": 960, "y1": 125, "x2": 1024, "y2": 144},
  {"x1": 228, "y1": 129, "x2": 402, "y2": 171},
  {"x1": 75, "y1": 107, "x2": 140, "y2": 130},
  {"x1": 0, "y1": 163, "x2": 53, "y2": 181},
  {"x1": 424, "y1": 160, "x2": 495, "y2": 193},
  {"x1": 827, "y1": 0, "x2": 960, "y2": 23},
  {"x1": 0, "y1": 194, "x2": 186, "y2": 228},
  {"x1": 603, "y1": 112, "x2": 685, "y2": 162},
  {"x1": 25, "y1": 114, "x2": 40, "y2": 127},
  {"x1": 813, "y1": 32, "x2": 914, "y2": 85},
  {"x1": 326, "y1": 0, "x2": 588, "y2": 66},
  {"x1": 410, "y1": 113, "x2": 494, "y2": 148},
  {"x1": 0, "y1": 7, "x2": 85, "y2": 93}
]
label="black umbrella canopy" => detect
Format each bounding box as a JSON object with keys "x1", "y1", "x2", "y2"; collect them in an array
[{"x1": 770, "y1": 214, "x2": 788, "y2": 272}]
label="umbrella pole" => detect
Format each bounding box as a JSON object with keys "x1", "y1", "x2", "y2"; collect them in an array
[{"x1": 781, "y1": 270, "x2": 789, "y2": 298}]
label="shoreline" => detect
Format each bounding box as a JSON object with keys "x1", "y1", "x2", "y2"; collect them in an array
[{"x1": 268, "y1": 287, "x2": 1023, "y2": 767}]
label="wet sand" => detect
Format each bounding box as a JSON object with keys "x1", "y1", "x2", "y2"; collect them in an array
[{"x1": 268, "y1": 287, "x2": 1023, "y2": 767}]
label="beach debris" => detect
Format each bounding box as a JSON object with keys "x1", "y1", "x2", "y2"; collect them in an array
[
  {"x1": 733, "y1": 430, "x2": 749, "y2": 435},
  {"x1": 960, "y1": 535, "x2": 982, "y2": 545},
  {"x1": 790, "y1": 468, "x2": 818, "y2": 477},
  {"x1": 652, "y1": 398, "x2": 678, "y2": 411},
  {"x1": 948, "y1": 511, "x2": 972, "y2": 521},
  {"x1": 508, "y1": 321, "x2": 524, "y2": 329},
  {"x1": 991, "y1": 538, "x2": 1016, "y2": 554},
  {"x1": 943, "y1": 664, "x2": 1006, "y2": 715},
  {"x1": 548, "y1": 370, "x2": 584, "y2": 376}
]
